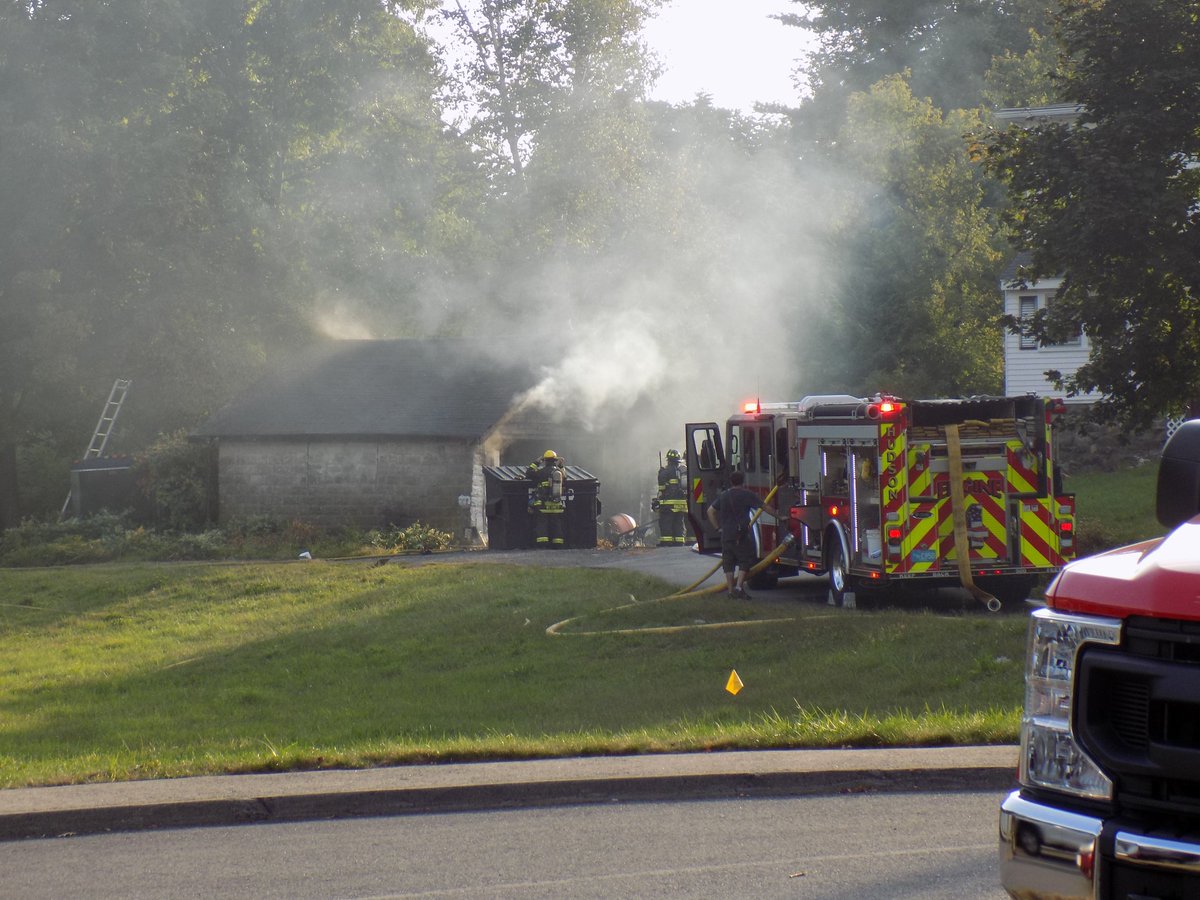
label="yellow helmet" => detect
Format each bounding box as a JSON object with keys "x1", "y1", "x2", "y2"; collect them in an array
[{"x1": 543, "y1": 450, "x2": 557, "y2": 459}]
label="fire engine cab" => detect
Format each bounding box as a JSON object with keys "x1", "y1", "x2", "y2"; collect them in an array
[{"x1": 684, "y1": 393, "x2": 1076, "y2": 609}]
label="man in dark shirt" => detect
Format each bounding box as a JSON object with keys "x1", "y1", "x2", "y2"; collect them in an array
[{"x1": 706, "y1": 471, "x2": 781, "y2": 599}]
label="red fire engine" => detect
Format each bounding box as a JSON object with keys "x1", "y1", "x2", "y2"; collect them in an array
[{"x1": 685, "y1": 393, "x2": 1076, "y2": 609}]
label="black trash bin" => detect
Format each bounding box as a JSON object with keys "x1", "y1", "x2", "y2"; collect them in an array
[
  {"x1": 70, "y1": 457, "x2": 136, "y2": 518},
  {"x1": 483, "y1": 464, "x2": 601, "y2": 549},
  {"x1": 561, "y1": 465, "x2": 600, "y2": 549},
  {"x1": 482, "y1": 465, "x2": 535, "y2": 550}
]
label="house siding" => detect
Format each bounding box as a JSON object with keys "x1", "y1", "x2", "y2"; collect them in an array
[
  {"x1": 216, "y1": 437, "x2": 478, "y2": 532},
  {"x1": 1001, "y1": 277, "x2": 1095, "y2": 404}
]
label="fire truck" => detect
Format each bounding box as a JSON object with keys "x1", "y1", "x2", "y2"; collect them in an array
[{"x1": 684, "y1": 393, "x2": 1076, "y2": 609}]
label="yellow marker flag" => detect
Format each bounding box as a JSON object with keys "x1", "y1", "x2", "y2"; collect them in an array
[{"x1": 725, "y1": 669, "x2": 744, "y2": 696}]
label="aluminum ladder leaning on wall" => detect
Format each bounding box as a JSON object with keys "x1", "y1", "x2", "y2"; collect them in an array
[{"x1": 59, "y1": 378, "x2": 132, "y2": 520}]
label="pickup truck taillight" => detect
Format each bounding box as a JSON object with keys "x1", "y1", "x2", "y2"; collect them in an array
[{"x1": 1019, "y1": 607, "x2": 1121, "y2": 801}]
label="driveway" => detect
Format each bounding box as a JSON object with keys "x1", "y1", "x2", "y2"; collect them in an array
[{"x1": 386, "y1": 544, "x2": 828, "y2": 595}]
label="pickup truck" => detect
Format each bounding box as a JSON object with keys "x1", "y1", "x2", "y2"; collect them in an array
[{"x1": 999, "y1": 419, "x2": 1200, "y2": 899}]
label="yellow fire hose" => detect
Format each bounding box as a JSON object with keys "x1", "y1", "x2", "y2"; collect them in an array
[
  {"x1": 945, "y1": 424, "x2": 1002, "y2": 613},
  {"x1": 547, "y1": 484, "x2": 792, "y2": 636},
  {"x1": 671, "y1": 483, "x2": 783, "y2": 594}
]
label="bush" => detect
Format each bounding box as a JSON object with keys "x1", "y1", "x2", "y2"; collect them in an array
[
  {"x1": 0, "y1": 513, "x2": 136, "y2": 566},
  {"x1": 135, "y1": 431, "x2": 214, "y2": 531},
  {"x1": 0, "y1": 515, "x2": 447, "y2": 566},
  {"x1": 367, "y1": 522, "x2": 453, "y2": 554},
  {"x1": 14, "y1": 437, "x2": 73, "y2": 521}
]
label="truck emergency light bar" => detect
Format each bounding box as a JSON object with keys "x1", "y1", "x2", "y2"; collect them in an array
[
  {"x1": 741, "y1": 400, "x2": 802, "y2": 414},
  {"x1": 736, "y1": 394, "x2": 915, "y2": 420}
]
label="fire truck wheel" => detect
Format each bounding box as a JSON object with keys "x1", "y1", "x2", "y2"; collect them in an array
[{"x1": 826, "y1": 537, "x2": 852, "y2": 607}]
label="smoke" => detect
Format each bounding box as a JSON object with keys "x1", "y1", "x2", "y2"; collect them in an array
[
  {"x1": 313, "y1": 299, "x2": 376, "y2": 341},
  {"x1": 516, "y1": 313, "x2": 669, "y2": 425},
  {"x1": 306, "y1": 105, "x2": 845, "y2": 518},
  {"x1": 294, "y1": 17, "x2": 853, "y2": 517}
]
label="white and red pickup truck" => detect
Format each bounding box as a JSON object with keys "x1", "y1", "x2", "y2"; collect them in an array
[{"x1": 999, "y1": 419, "x2": 1200, "y2": 899}]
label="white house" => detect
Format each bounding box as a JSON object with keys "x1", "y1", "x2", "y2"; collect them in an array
[
  {"x1": 994, "y1": 105, "x2": 1096, "y2": 405},
  {"x1": 999, "y1": 252, "x2": 1095, "y2": 405}
]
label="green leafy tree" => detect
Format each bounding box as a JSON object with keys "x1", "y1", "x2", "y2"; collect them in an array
[
  {"x1": 0, "y1": 0, "x2": 473, "y2": 524},
  {"x1": 806, "y1": 74, "x2": 1006, "y2": 398},
  {"x1": 786, "y1": 0, "x2": 1048, "y2": 111},
  {"x1": 434, "y1": 0, "x2": 662, "y2": 185},
  {"x1": 429, "y1": 0, "x2": 665, "y2": 324},
  {"x1": 979, "y1": 0, "x2": 1200, "y2": 428},
  {"x1": 982, "y1": 25, "x2": 1065, "y2": 109}
]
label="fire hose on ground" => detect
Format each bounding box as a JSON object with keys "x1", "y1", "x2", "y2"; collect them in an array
[
  {"x1": 671, "y1": 482, "x2": 783, "y2": 594},
  {"x1": 547, "y1": 485, "x2": 794, "y2": 636}
]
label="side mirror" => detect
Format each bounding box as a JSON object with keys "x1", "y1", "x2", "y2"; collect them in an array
[{"x1": 1156, "y1": 420, "x2": 1200, "y2": 530}]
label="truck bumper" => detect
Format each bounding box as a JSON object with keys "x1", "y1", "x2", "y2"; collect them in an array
[
  {"x1": 999, "y1": 790, "x2": 1102, "y2": 899},
  {"x1": 1000, "y1": 790, "x2": 1200, "y2": 899}
]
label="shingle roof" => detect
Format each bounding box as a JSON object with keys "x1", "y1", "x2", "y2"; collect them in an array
[
  {"x1": 999, "y1": 250, "x2": 1034, "y2": 285},
  {"x1": 192, "y1": 339, "x2": 540, "y2": 440}
]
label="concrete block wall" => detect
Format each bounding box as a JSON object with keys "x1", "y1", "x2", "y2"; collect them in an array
[{"x1": 217, "y1": 438, "x2": 477, "y2": 532}]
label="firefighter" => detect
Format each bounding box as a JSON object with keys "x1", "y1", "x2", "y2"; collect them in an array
[
  {"x1": 654, "y1": 449, "x2": 689, "y2": 547},
  {"x1": 528, "y1": 450, "x2": 566, "y2": 548}
]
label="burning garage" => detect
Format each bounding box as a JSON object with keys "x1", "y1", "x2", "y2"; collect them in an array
[{"x1": 191, "y1": 339, "x2": 638, "y2": 545}]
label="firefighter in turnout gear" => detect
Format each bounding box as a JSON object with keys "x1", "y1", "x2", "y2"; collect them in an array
[
  {"x1": 655, "y1": 449, "x2": 689, "y2": 547},
  {"x1": 528, "y1": 450, "x2": 566, "y2": 548}
]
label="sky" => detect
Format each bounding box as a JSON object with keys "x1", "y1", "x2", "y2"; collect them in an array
[{"x1": 642, "y1": 1, "x2": 815, "y2": 112}]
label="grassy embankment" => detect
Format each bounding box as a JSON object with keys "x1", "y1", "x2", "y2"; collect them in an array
[
  {"x1": 1068, "y1": 461, "x2": 1160, "y2": 555},
  {"x1": 0, "y1": 463, "x2": 1164, "y2": 788},
  {"x1": 2, "y1": 561, "x2": 1024, "y2": 788}
]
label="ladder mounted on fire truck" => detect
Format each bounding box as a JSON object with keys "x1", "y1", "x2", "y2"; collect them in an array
[{"x1": 60, "y1": 379, "x2": 132, "y2": 520}]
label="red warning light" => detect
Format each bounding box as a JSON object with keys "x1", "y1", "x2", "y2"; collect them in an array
[
  {"x1": 887, "y1": 527, "x2": 902, "y2": 541},
  {"x1": 1060, "y1": 521, "x2": 1074, "y2": 533},
  {"x1": 742, "y1": 399, "x2": 760, "y2": 414},
  {"x1": 867, "y1": 399, "x2": 900, "y2": 420},
  {"x1": 828, "y1": 504, "x2": 840, "y2": 518}
]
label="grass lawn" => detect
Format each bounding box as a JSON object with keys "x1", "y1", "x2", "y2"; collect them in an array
[
  {"x1": 0, "y1": 560, "x2": 1026, "y2": 788},
  {"x1": 1068, "y1": 462, "x2": 1161, "y2": 554}
]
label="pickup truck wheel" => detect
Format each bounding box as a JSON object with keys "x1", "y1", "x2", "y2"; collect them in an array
[{"x1": 827, "y1": 539, "x2": 851, "y2": 607}]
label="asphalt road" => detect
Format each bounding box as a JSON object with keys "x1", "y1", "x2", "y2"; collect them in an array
[
  {"x1": 0, "y1": 746, "x2": 1018, "y2": 842},
  {"x1": 0, "y1": 790, "x2": 1008, "y2": 898},
  {"x1": 384, "y1": 544, "x2": 997, "y2": 613},
  {"x1": 386, "y1": 544, "x2": 829, "y2": 597}
]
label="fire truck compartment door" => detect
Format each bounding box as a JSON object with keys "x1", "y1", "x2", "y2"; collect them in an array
[
  {"x1": 927, "y1": 467, "x2": 1011, "y2": 564},
  {"x1": 684, "y1": 422, "x2": 727, "y2": 554}
]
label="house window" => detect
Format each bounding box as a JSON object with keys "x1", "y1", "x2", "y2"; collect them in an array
[
  {"x1": 1018, "y1": 293, "x2": 1082, "y2": 350},
  {"x1": 1018, "y1": 295, "x2": 1038, "y2": 349}
]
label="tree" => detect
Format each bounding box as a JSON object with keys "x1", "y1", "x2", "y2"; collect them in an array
[
  {"x1": 981, "y1": 25, "x2": 1064, "y2": 109},
  {"x1": 784, "y1": 0, "x2": 1049, "y2": 113},
  {"x1": 0, "y1": 0, "x2": 471, "y2": 523},
  {"x1": 433, "y1": 0, "x2": 661, "y2": 185},
  {"x1": 979, "y1": 0, "x2": 1200, "y2": 428},
  {"x1": 804, "y1": 74, "x2": 1007, "y2": 398}
]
